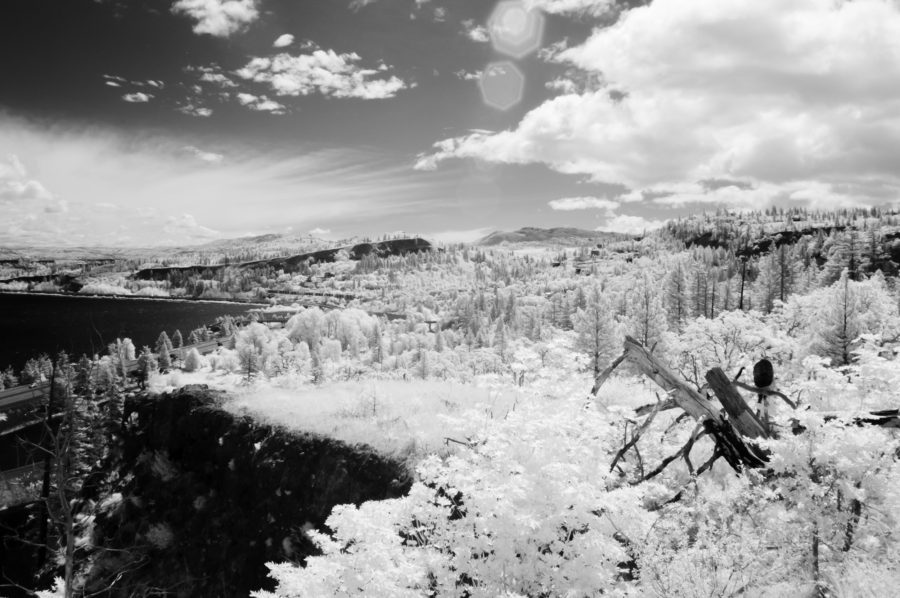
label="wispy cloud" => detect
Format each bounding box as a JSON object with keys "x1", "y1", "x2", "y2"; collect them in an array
[
  {"x1": 122, "y1": 92, "x2": 153, "y2": 103},
  {"x1": 0, "y1": 115, "x2": 441, "y2": 246},
  {"x1": 548, "y1": 196, "x2": 618, "y2": 211}
]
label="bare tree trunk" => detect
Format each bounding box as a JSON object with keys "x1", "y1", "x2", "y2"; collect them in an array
[{"x1": 37, "y1": 360, "x2": 57, "y2": 571}]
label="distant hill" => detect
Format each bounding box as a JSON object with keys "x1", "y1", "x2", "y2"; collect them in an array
[
  {"x1": 133, "y1": 237, "x2": 432, "y2": 281},
  {"x1": 478, "y1": 227, "x2": 628, "y2": 246}
]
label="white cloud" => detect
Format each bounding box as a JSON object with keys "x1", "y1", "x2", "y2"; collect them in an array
[
  {"x1": 199, "y1": 71, "x2": 237, "y2": 88},
  {"x1": 164, "y1": 213, "x2": 221, "y2": 240},
  {"x1": 348, "y1": 0, "x2": 378, "y2": 11},
  {"x1": 597, "y1": 214, "x2": 666, "y2": 235},
  {"x1": 177, "y1": 103, "x2": 214, "y2": 117},
  {"x1": 183, "y1": 146, "x2": 225, "y2": 163},
  {"x1": 461, "y1": 19, "x2": 490, "y2": 43},
  {"x1": 44, "y1": 198, "x2": 69, "y2": 214},
  {"x1": 420, "y1": 0, "x2": 900, "y2": 210},
  {"x1": 122, "y1": 92, "x2": 152, "y2": 103},
  {"x1": 0, "y1": 155, "x2": 54, "y2": 202},
  {"x1": 309, "y1": 227, "x2": 331, "y2": 236},
  {"x1": 171, "y1": 0, "x2": 259, "y2": 37},
  {"x1": 236, "y1": 50, "x2": 410, "y2": 100},
  {"x1": 548, "y1": 196, "x2": 619, "y2": 211},
  {"x1": 454, "y1": 69, "x2": 482, "y2": 81},
  {"x1": 0, "y1": 115, "x2": 443, "y2": 246},
  {"x1": 273, "y1": 33, "x2": 294, "y2": 48},
  {"x1": 525, "y1": 0, "x2": 615, "y2": 16},
  {"x1": 236, "y1": 92, "x2": 287, "y2": 114}
]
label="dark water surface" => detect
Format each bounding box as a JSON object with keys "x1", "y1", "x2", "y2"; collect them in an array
[{"x1": 0, "y1": 293, "x2": 259, "y2": 371}]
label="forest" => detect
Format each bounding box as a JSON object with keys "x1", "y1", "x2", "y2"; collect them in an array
[{"x1": 5, "y1": 207, "x2": 900, "y2": 597}]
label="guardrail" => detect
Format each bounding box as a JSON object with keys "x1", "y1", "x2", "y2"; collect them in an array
[{"x1": 0, "y1": 382, "x2": 50, "y2": 410}]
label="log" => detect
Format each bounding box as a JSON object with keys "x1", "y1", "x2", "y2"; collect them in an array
[
  {"x1": 619, "y1": 336, "x2": 769, "y2": 472},
  {"x1": 621, "y1": 336, "x2": 721, "y2": 422},
  {"x1": 705, "y1": 367, "x2": 769, "y2": 439}
]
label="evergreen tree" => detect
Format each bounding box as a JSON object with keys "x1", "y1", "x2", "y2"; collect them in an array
[
  {"x1": 135, "y1": 346, "x2": 158, "y2": 389},
  {"x1": 572, "y1": 287, "x2": 618, "y2": 376},
  {"x1": 815, "y1": 270, "x2": 860, "y2": 366},
  {"x1": 626, "y1": 274, "x2": 669, "y2": 349},
  {"x1": 171, "y1": 329, "x2": 183, "y2": 349},
  {"x1": 156, "y1": 331, "x2": 173, "y2": 355},
  {"x1": 664, "y1": 262, "x2": 688, "y2": 331},
  {"x1": 157, "y1": 347, "x2": 172, "y2": 372}
]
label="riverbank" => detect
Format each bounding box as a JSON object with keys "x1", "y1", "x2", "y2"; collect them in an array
[
  {"x1": 0, "y1": 289, "x2": 269, "y2": 307},
  {"x1": 0, "y1": 294, "x2": 265, "y2": 372}
]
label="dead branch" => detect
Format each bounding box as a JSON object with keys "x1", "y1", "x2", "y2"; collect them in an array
[
  {"x1": 610, "y1": 398, "x2": 665, "y2": 473},
  {"x1": 591, "y1": 351, "x2": 627, "y2": 395},
  {"x1": 635, "y1": 398, "x2": 678, "y2": 417},
  {"x1": 732, "y1": 380, "x2": 798, "y2": 409},
  {"x1": 633, "y1": 424, "x2": 709, "y2": 484}
]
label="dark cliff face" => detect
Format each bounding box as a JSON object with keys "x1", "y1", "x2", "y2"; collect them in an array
[{"x1": 85, "y1": 385, "x2": 413, "y2": 598}]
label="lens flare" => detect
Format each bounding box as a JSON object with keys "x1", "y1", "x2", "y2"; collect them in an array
[
  {"x1": 479, "y1": 61, "x2": 525, "y2": 111},
  {"x1": 488, "y1": 0, "x2": 545, "y2": 59}
]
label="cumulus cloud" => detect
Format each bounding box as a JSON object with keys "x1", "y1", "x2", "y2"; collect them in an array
[
  {"x1": 177, "y1": 103, "x2": 213, "y2": 117},
  {"x1": 122, "y1": 92, "x2": 152, "y2": 103},
  {"x1": 597, "y1": 214, "x2": 667, "y2": 235},
  {"x1": 0, "y1": 155, "x2": 54, "y2": 202},
  {"x1": 236, "y1": 93, "x2": 287, "y2": 114},
  {"x1": 419, "y1": 0, "x2": 900, "y2": 210},
  {"x1": 163, "y1": 213, "x2": 221, "y2": 239},
  {"x1": 199, "y1": 71, "x2": 237, "y2": 88},
  {"x1": 454, "y1": 69, "x2": 482, "y2": 81},
  {"x1": 273, "y1": 33, "x2": 294, "y2": 48},
  {"x1": 548, "y1": 196, "x2": 619, "y2": 211},
  {"x1": 461, "y1": 19, "x2": 490, "y2": 43},
  {"x1": 171, "y1": 0, "x2": 259, "y2": 37},
  {"x1": 309, "y1": 227, "x2": 331, "y2": 235},
  {"x1": 236, "y1": 50, "x2": 410, "y2": 100}
]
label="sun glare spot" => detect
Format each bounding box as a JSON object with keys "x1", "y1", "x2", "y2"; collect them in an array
[
  {"x1": 488, "y1": 0, "x2": 545, "y2": 59},
  {"x1": 479, "y1": 61, "x2": 525, "y2": 111}
]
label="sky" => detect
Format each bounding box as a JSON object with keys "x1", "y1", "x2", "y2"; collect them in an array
[{"x1": 2, "y1": 0, "x2": 900, "y2": 247}]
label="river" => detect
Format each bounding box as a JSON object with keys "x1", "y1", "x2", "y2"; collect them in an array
[{"x1": 0, "y1": 293, "x2": 263, "y2": 372}]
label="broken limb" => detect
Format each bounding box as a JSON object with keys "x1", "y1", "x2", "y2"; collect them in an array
[
  {"x1": 610, "y1": 398, "x2": 666, "y2": 473},
  {"x1": 590, "y1": 351, "x2": 627, "y2": 396},
  {"x1": 732, "y1": 380, "x2": 798, "y2": 409}
]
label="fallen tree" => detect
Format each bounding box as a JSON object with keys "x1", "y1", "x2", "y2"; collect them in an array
[{"x1": 594, "y1": 336, "x2": 899, "y2": 476}]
